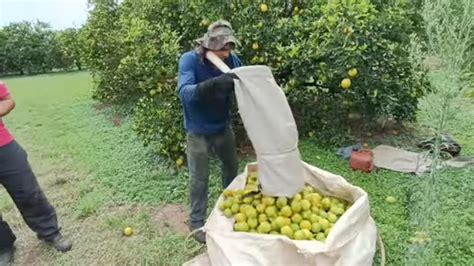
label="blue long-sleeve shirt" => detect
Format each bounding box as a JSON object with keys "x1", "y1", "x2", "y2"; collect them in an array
[{"x1": 178, "y1": 50, "x2": 242, "y2": 135}]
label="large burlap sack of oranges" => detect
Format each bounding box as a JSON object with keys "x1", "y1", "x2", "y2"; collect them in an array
[{"x1": 204, "y1": 162, "x2": 377, "y2": 266}]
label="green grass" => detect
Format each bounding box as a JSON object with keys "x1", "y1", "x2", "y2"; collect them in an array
[
  {"x1": 1, "y1": 72, "x2": 200, "y2": 265},
  {"x1": 4, "y1": 72, "x2": 189, "y2": 204},
  {"x1": 1, "y1": 72, "x2": 472, "y2": 265}
]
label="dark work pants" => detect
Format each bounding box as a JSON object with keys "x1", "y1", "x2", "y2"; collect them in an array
[
  {"x1": 0, "y1": 141, "x2": 60, "y2": 250},
  {"x1": 187, "y1": 126, "x2": 238, "y2": 227}
]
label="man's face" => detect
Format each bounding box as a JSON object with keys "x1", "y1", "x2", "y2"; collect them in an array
[{"x1": 210, "y1": 43, "x2": 233, "y2": 60}]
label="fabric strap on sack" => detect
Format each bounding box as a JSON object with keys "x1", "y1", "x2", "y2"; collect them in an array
[{"x1": 206, "y1": 52, "x2": 305, "y2": 196}]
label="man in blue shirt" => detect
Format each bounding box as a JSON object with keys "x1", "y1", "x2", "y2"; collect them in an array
[{"x1": 178, "y1": 20, "x2": 242, "y2": 243}]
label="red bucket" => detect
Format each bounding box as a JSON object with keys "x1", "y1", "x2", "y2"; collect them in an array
[{"x1": 349, "y1": 149, "x2": 374, "y2": 173}]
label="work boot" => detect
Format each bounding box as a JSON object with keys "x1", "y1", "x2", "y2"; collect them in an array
[
  {"x1": 44, "y1": 234, "x2": 72, "y2": 252},
  {"x1": 0, "y1": 246, "x2": 14, "y2": 266},
  {"x1": 188, "y1": 222, "x2": 206, "y2": 244}
]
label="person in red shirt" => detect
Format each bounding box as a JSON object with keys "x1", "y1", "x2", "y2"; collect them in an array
[{"x1": 0, "y1": 81, "x2": 72, "y2": 265}]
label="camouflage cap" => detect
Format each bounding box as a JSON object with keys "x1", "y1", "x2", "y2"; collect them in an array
[{"x1": 196, "y1": 20, "x2": 240, "y2": 50}]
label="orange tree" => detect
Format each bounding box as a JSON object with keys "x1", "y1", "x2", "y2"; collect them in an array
[
  {"x1": 82, "y1": 0, "x2": 423, "y2": 162},
  {"x1": 227, "y1": 0, "x2": 422, "y2": 143}
]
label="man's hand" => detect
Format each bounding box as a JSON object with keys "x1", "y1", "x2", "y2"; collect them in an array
[
  {"x1": 0, "y1": 95, "x2": 15, "y2": 117},
  {"x1": 196, "y1": 73, "x2": 239, "y2": 98}
]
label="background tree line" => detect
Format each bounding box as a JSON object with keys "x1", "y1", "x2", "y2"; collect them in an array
[{"x1": 0, "y1": 21, "x2": 85, "y2": 76}]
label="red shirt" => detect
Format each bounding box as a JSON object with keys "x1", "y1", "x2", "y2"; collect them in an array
[{"x1": 0, "y1": 81, "x2": 14, "y2": 147}]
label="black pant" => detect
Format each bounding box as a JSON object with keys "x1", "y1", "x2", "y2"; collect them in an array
[
  {"x1": 187, "y1": 127, "x2": 238, "y2": 226},
  {"x1": 0, "y1": 141, "x2": 60, "y2": 250}
]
